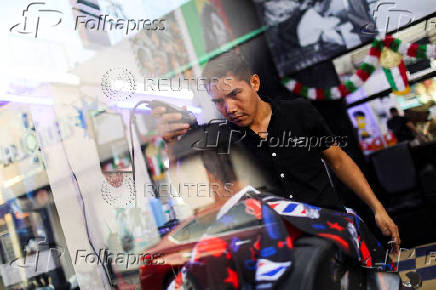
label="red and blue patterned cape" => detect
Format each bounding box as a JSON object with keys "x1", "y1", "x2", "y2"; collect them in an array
[{"x1": 174, "y1": 187, "x2": 396, "y2": 289}]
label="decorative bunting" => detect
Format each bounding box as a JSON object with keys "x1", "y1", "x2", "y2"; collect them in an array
[
  {"x1": 380, "y1": 47, "x2": 410, "y2": 95},
  {"x1": 283, "y1": 36, "x2": 436, "y2": 100},
  {"x1": 382, "y1": 59, "x2": 410, "y2": 95}
]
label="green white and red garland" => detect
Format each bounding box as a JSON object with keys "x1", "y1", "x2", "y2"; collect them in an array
[
  {"x1": 382, "y1": 58, "x2": 410, "y2": 95},
  {"x1": 282, "y1": 35, "x2": 436, "y2": 100}
]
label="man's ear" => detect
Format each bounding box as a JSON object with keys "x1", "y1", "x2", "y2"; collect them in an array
[{"x1": 250, "y1": 74, "x2": 260, "y2": 92}]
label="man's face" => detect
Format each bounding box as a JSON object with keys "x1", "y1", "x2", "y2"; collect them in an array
[{"x1": 208, "y1": 74, "x2": 260, "y2": 127}]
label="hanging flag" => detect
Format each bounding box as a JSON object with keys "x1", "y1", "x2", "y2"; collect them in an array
[
  {"x1": 381, "y1": 48, "x2": 410, "y2": 95},
  {"x1": 283, "y1": 39, "x2": 383, "y2": 100}
]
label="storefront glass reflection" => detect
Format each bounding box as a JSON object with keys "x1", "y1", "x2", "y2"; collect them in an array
[{"x1": 0, "y1": 107, "x2": 76, "y2": 289}]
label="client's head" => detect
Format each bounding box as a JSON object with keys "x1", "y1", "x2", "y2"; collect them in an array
[
  {"x1": 170, "y1": 124, "x2": 243, "y2": 206},
  {"x1": 200, "y1": 150, "x2": 241, "y2": 202},
  {"x1": 390, "y1": 107, "x2": 399, "y2": 117}
]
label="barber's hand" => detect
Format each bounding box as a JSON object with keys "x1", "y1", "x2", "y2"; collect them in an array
[
  {"x1": 375, "y1": 207, "x2": 400, "y2": 254},
  {"x1": 152, "y1": 106, "x2": 190, "y2": 143},
  {"x1": 417, "y1": 133, "x2": 427, "y2": 144}
]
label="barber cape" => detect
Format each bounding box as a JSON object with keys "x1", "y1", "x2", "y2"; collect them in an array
[{"x1": 173, "y1": 186, "x2": 396, "y2": 289}]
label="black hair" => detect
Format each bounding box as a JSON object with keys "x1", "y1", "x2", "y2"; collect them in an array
[
  {"x1": 353, "y1": 111, "x2": 365, "y2": 117},
  {"x1": 201, "y1": 49, "x2": 252, "y2": 91},
  {"x1": 173, "y1": 124, "x2": 238, "y2": 185},
  {"x1": 200, "y1": 150, "x2": 237, "y2": 184},
  {"x1": 390, "y1": 107, "x2": 399, "y2": 114}
]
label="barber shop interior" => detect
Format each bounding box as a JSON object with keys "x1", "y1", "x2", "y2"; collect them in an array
[{"x1": 1, "y1": 0, "x2": 436, "y2": 289}]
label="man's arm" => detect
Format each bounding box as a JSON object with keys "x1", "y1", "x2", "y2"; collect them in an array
[
  {"x1": 322, "y1": 145, "x2": 400, "y2": 253},
  {"x1": 405, "y1": 121, "x2": 427, "y2": 143}
]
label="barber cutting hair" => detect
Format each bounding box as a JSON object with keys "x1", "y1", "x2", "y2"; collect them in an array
[{"x1": 152, "y1": 50, "x2": 400, "y2": 252}]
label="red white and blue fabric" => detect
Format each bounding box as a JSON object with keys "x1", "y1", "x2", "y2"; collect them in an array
[{"x1": 174, "y1": 188, "x2": 395, "y2": 289}]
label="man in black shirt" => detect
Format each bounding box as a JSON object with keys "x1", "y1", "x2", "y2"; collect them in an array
[
  {"x1": 230, "y1": 96, "x2": 345, "y2": 211},
  {"x1": 154, "y1": 51, "x2": 400, "y2": 251},
  {"x1": 387, "y1": 107, "x2": 417, "y2": 142}
]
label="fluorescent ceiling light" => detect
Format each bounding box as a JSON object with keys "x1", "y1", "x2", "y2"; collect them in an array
[
  {"x1": 0, "y1": 94, "x2": 54, "y2": 106},
  {"x1": 108, "y1": 80, "x2": 194, "y2": 100},
  {"x1": 185, "y1": 105, "x2": 202, "y2": 114},
  {"x1": 136, "y1": 85, "x2": 194, "y2": 100},
  {"x1": 116, "y1": 102, "x2": 150, "y2": 111},
  {"x1": 116, "y1": 101, "x2": 202, "y2": 114},
  {"x1": 3, "y1": 167, "x2": 44, "y2": 188},
  {"x1": 5, "y1": 67, "x2": 80, "y2": 86}
]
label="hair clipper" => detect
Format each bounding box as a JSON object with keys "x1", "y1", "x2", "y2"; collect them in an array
[{"x1": 147, "y1": 100, "x2": 198, "y2": 129}]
